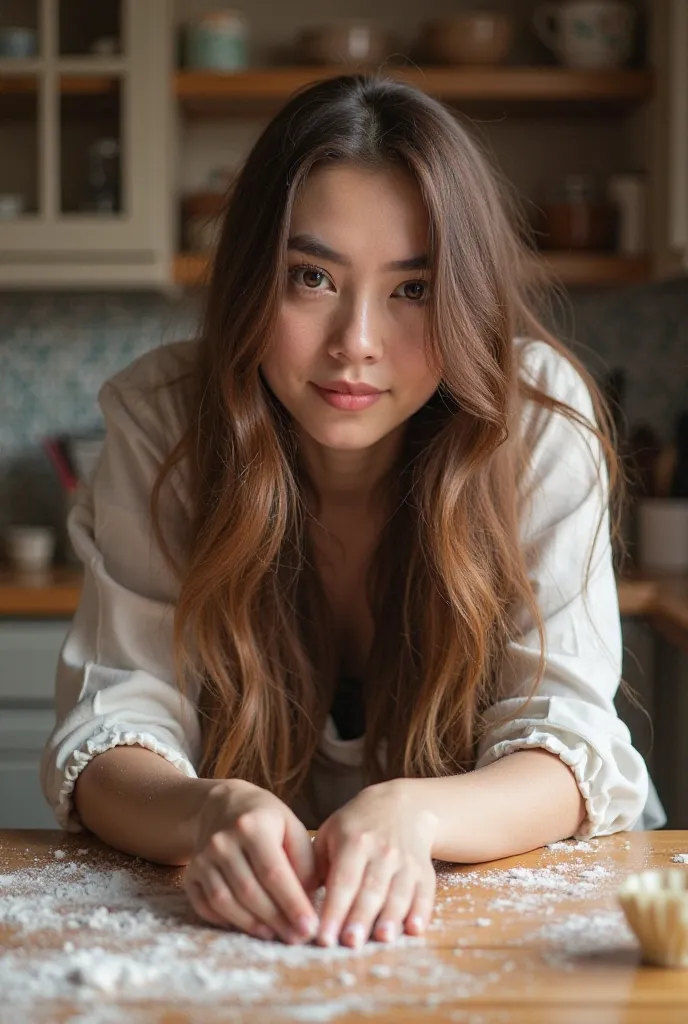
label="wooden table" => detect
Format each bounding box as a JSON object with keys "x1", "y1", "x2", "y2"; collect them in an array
[{"x1": 3, "y1": 829, "x2": 688, "y2": 1022}]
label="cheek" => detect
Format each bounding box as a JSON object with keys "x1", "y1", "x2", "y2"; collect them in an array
[
  {"x1": 393, "y1": 332, "x2": 440, "y2": 398},
  {"x1": 264, "y1": 311, "x2": 317, "y2": 380}
]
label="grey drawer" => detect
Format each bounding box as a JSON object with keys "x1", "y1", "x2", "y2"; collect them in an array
[
  {"x1": 0, "y1": 708, "x2": 58, "y2": 828},
  {"x1": 0, "y1": 620, "x2": 71, "y2": 701}
]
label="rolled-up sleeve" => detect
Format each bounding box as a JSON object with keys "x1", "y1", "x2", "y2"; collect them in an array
[
  {"x1": 475, "y1": 341, "x2": 649, "y2": 838},
  {"x1": 40, "y1": 375, "x2": 202, "y2": 832}
]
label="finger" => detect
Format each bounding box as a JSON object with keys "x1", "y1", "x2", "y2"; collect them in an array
[
  {"x1": 372, "y1": 868, "x2": 417, "y2": 943},
  {"x1": 214, "y1": 842, "x2": 297, "y2": 944},
  {"x1": 315, "y1": 839, "x2": 369, "y2": 947},
  {"x1": 312, "y1": 830, "x2": 330, "y2": 891},
  {"x1": 404, "y1": 873, "x2": 437, "y2": 937},
  {"x1": 186, "y1": 879, "x2": 228, "y2": 929},
  {"x1": 283, "y1": 816, "x2": 319, "y2": 895},
  {"x1": 240, "y1": 826, "x2": 320, "y2": 942},
  {"x1": 340, "y1": 853, "x2": 399, "y2": 948},
  {"x1": 196, "y1": 865, "x2": 276, "y2": 941}
]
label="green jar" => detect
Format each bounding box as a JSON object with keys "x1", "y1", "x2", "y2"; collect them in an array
[{"x1": 183, "y1": 11, "x2": 248, "y2": 71}]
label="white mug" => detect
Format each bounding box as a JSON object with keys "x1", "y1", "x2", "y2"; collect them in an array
[{"x1": 533, "y1": 1, "x2": 636, "y2": 69}]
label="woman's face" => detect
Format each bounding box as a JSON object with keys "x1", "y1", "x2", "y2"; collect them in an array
[{"x1": 261, "y1": 164, "x2": 441, "y2": 456}]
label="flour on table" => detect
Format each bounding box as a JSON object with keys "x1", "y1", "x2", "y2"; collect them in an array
[
  {"x1": 545, "y1": 840, "x2": 594, "y2": 852},
  {"x1": 672, "y1": 853, "x2": 688, "y2": 864},
  {"x1": 0, "y1": 850, "x2": 485, "y2": 1022}
]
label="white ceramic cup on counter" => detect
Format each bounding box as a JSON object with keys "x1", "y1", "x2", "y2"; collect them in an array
[
  {"x1": 638, "y1": 500, "x2": 688, "y2": 574},
  {"x1": 4, "y1": 525, "x2": 56, "y2": 572}
]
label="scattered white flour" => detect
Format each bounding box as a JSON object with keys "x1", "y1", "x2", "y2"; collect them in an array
[
  {"x1": 437, "y1": 860, "x2": 613, "y2": 917},
  {"x1": 545, "y1": 840, "x2": 593, "y2": 852},
  {"x1": 672, "y1": 853, "x2": 688, "y2": 864},
  {"x1": 0, "y1": 851, "x2": 486, "y2": 1021},
  {"x1": 475, "y1": 918, "x2": 492, "y2": 927},
  {"x1": 535, "y1": 909, "x2": 634, "y2": 957},
  {"x1": 53, "y1": 849, "x2": 67, "y2": 860}
]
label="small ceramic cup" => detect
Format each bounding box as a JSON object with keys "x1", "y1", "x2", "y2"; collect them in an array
[{"x1": 4, "y1": 525, "x2": 56, "y2": 572}]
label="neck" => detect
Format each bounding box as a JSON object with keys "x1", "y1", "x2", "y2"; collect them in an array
[{"x1": 298, "y1": 424, "x2": 405, "y2": 517}]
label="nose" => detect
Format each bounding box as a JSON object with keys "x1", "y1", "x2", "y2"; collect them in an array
[{"x1": 327, "y1": 294, "x2": 383, "y2": 364}]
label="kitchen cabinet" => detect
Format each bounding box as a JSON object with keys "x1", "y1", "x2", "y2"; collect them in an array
[
  {"x1": 664, "y1": 0, "x2": 688, "y2": 273},
  {"x1": 1, "y1": 0, "x2": 686, "y2": 291},
  {"x1": 0, "y1": 619, "x2": 69, "y2": 828},
  {"x1": 0, "y1": 0, "x2": 173, "y2": 288}
]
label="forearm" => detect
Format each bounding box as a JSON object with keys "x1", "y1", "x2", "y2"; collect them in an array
[
  {"x1": 72, "y1": 745, "x2": 221, "y2": 866},
  {"x1": 398, "y1": 749, "x2": 586, "y2": 863}
]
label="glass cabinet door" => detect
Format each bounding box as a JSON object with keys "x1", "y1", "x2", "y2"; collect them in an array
[
  {"x1": 0, "y1": 1, "x2": 41, "y2": 223},
  {"x1": 0, "y1": 0, "x2": 172, "y2": 286},
  {"x1": 58, "y1": 0, "x2": 122, "y2": 58}
]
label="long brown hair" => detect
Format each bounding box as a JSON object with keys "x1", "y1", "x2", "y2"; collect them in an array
[{"x1": 151, "y1": 74, "x2": 621, "y2": 807}]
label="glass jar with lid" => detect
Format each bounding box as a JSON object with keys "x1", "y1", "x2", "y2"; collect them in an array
[{"x1": 538, "y1": 173, "x2": 617, "y2": 250}]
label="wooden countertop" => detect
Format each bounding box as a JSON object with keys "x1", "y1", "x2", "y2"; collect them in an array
[
  {"x1": 2, "y1": 829, "x2": 688, "y2": 1021},
  {"x1": 1, "y1": 565, "x2": 687, "y2": 648}
]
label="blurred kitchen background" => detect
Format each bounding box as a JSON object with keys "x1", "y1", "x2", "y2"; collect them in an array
[{"x1": 1, "y1": 0, "x2": 688, "y2": 830}]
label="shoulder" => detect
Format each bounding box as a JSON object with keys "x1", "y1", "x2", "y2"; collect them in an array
[
  {"x1": 97, "y1": 339, "x2": 198, "y2": 448},
  {"x1": 514, "y1": 338, "x2": 604, "y2": 504},
  {"x1": 515, "y1": 337, "x2": 595, "y2": 422}
]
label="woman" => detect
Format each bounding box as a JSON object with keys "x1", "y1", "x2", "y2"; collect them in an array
[{"x1": 42, "y1": 74, "x2": 651, "y2": 952}]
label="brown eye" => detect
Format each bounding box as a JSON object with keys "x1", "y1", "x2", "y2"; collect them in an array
[
  {"x1": 406, "y1": 282, "x2": 424, "y2": 300},
  {"x1": 394, "y1": 280, "x2": 428, "y2": 302},
  {"x1": 290, "y1": 266, "x2": 331, "y2": 290}
]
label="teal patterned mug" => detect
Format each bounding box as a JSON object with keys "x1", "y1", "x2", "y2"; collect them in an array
[{"x1": 533, "y1": 0, "x2": 636, "y2": 69}]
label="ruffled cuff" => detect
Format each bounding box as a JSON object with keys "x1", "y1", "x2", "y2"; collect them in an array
[
  {"x1": 56, "y1": 723, "x2": 198, "y2": 832},
  {"x1": 475, "y1": 728, "x2": 647, "y2": 840}
]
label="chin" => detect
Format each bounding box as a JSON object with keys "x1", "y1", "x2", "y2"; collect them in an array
[{"x1": 303, "y1": 420, "x2": 388, "y2": 451}]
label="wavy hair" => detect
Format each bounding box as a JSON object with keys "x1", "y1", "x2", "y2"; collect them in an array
[{"x1": 151, "y1": 74, "x2": 622, "y2": 813}]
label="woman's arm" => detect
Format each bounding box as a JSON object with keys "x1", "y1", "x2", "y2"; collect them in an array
[
  {"x1": 389, "y1": 750, "x2": 585, "y2": 863},
  {"x1": 73, "y1": 745, "x2": 221, "y2": 865}
]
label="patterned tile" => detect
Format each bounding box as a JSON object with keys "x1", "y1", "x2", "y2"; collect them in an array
[{"x1": 0, "y1": 279, "x2": 686, "y2": 549}]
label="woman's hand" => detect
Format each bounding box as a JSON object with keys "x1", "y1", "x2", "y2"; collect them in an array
[
  {"x1": 312, "y1": 779, "x2": 438, "y2": 948},
  {"x1": 183, "y1": 779, "x2": 320, "y2": 944}
]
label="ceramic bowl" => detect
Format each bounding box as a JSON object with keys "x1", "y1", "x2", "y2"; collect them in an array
[{"x1": 419, "y1": 12, "x2": 514, "y2": 66}]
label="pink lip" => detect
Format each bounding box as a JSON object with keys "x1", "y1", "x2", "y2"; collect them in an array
[
  {"x1": 311, "y1": 383, "x2": 385, "y2": 411},
  {"x1": 317, "y1": 380, "x2": 384, "y2": 395}
]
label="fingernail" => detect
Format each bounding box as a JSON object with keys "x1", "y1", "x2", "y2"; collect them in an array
[
  {"x1": 408, "y1": 915, "x2": 424, "y2": 933},
  {"x1": 318, "y1": 927, "x2": 336, "y2": 947},
  {"x1": 377, "y1": 920, "x2": 397, "y2": 942},
  {"x1": 296, "y1": 915, "x2": 318, "y2": 939},
  {"x1": 342, "y1": 923, "x2": 364, "y2": 948}
]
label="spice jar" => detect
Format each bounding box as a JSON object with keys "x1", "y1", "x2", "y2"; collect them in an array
[
  {"x1": 183, "y1": 11, "x2": 248, "y2": 71},
  {"x1": 539, "y1": 174, "x2": 618, "y2": 250}
]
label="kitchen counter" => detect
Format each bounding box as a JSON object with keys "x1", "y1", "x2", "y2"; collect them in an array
[
  {"x1": 0, "y1": 565, "x2": 83, "y2": 616},
  {"x1": 1, "y1": 565, "x2": 687, "y2": 648},
  {"x1": 2, "y1": 828, "x2": 688, "y2": 1021}
]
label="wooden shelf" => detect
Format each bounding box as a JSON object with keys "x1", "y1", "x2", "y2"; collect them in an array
[
  {"x1": 0, "y1": 73, "x2": 119, "y2": 118},
  {"x1": 173, "y1": 251, "x2": 652, "y2": 290},
  {"x1": 0, "y1": 74, "x2": 119, "y2": 95},
  {"x1": 541, "y1": 251, "x2": 652, "y2": 287},
  {"x1": 175, "y1": 66, "x2": 654, "y2": 118}
]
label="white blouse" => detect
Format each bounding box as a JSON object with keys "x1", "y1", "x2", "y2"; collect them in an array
[{"x1": 40, "y1": 337, "x2": 654, "y2": 839}]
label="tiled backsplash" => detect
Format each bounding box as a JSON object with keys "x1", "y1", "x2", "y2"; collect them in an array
[{"x1": 1, "y1": 278, "x2": 687, "y2": 556}]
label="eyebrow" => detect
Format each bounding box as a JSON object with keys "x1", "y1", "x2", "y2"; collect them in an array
[{"x1": 287, "y1": 233, "x2": 429, "y2": 272}]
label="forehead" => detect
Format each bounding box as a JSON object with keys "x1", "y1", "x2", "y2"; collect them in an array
[{"x1": 289, "y1": 163, "x2": 429, "y2": 254}]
